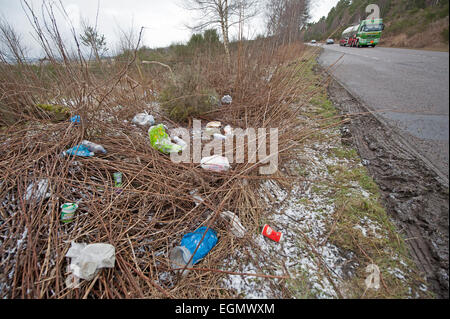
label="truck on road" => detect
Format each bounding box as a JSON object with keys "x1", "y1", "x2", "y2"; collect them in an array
[{"x1": 340, "y1": 18, "x2": 384, "y2": 47}]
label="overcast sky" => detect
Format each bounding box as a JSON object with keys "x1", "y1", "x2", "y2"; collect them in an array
[{"x1": 0, "y1": 0, "x2": 339, "y2": 58}]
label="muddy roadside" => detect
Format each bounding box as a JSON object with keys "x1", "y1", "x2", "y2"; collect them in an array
[{"x1": 326, "y1": 77, "x2": 449, "y2": 298}]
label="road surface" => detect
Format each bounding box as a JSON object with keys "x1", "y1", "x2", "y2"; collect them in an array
[{"x1": 317, "y1": 44, "x2": 449, "y2": 182}]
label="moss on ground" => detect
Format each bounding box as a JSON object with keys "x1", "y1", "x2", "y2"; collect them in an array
[{"x1": 36, "y1": 103, "x2": 70, "y2": 122}]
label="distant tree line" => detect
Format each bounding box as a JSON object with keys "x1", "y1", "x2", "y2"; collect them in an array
[
  {"x1": 302, "y1": 0, "x2": 449, "y2": 42},
  {"x1": 265, "y1": 0, "x2": 310, "y2": 45}
]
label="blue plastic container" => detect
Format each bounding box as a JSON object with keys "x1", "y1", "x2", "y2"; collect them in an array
[
  {"x1": 62, "y1": 144, "x2": 94, "y2": 157},
  {"x1": 170, "y1": 226, "x2": 218, "y2": 275}
]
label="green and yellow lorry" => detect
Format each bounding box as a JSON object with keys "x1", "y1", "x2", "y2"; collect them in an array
[{"x1": 340, "y1": 18, "x2": 384, "y2": 47}]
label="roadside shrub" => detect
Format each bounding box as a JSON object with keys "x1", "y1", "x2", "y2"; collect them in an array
[
  {"x1": 187, "y1": 33, "x2": 204, "y2": 48},
  {"x1": 158, "y1": 68, "x2": 219, "y2": 122},
  {"x1": 441, "y1": 27, "x2": 449, "y2": 43},
  {"x1": 387, "y1": 18, "x2": 416, "y2": 35},
  {"x1": 407, "y1": 8, "x2": 419, "y2": 16},
  {"x1": 36, "y1": 103, "x2": 70, "y2": 121},
  {"x1": 424, "y1": 9, "x2": 438, "y2": 23},
  {"x1": 437, "y1": 4, "x2": 449, "y2": 19}
]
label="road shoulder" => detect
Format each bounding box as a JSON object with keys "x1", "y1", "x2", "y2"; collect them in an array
[{"x1": 327, "y1": 77, "x2": 449, "y2": 298}]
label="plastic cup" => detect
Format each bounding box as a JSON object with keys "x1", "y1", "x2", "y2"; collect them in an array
[
  {"x1": 61, "y1": 203, "x2": 79, "y2": 223},
  {"x1": 262, "y1": 224, "x2": 283, "y2": 242},
  {"x1": 169, "y1": 246, "x2": 193, "y2": 277}
]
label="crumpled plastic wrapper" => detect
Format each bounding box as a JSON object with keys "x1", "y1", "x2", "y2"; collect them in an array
[
  {"x1": 148, "y1": 124, "x2": 183, "y2": 154},
  {"x1": 65, "y1": 242, "x2": 116, "y2": 282},
  {"x1": 220, "y1": 211, "x2": 246, "y2": 238},
  {"x1": 23, "y1": 179, "x2": 51, "y2": 201},
  {"x1": 365, "y1": 263, "x2": 380, "y2": 290},
  {"x1": 62, "y1": 144, "x2": 94, "y2": 157}
]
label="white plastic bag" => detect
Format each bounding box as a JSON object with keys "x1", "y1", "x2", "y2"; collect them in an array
[
  {"x1": 132, "y1": 112, "x2": 155, "y2": 126},
  {"x1": 65, "y1": 242, "x2": 116, "y2": 281},
  {"x1": 200, "y1": 155, "x2": 230, "y2": 172},
  {"x1": 221, "y1": 95, "x2": 232, "y2": 105}
]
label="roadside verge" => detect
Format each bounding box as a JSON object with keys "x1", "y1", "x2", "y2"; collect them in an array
[{"x1": 326, "y1": 75, "x2": 449, "y2": 299}]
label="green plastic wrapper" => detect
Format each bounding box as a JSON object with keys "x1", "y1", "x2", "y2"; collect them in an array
[{"x1": 148, "y1": 124, "x2": 182, "y2": 154}]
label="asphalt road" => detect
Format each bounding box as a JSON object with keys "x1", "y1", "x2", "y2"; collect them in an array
[{"x1": 317, "y1": 44, "x2": 449, "y2": 181}]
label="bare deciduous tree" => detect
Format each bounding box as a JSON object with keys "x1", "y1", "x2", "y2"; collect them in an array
[
  {"x1": 266, "y1": 0, "x2": 310, "y2": 45},
  {"x1": 183, "y1": 0, "x2": 259, "y2": 66}
]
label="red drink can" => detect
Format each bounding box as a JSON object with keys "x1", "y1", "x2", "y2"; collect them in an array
[{"x1": 262, "y1": 224, "x2": 283, "y2": 242}]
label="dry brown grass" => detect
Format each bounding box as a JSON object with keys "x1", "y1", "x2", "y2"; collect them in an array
[
  {"x1": 0, "y1": 2, "x2": 339, "y2": 299},
  {"x1": 380, "y1": 16, "x2": 449, "y2": 51}
]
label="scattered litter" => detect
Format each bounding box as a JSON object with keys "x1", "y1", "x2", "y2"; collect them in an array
[
  {"x1": 148, "y1": 124, "x2": 183, "y2": 154},
  {"x1": 61, "y1": 98, "x2": 77, "y2": 107},
  {"x1": 224, "y1": 125, "x2": 232, "y2": 136},
  {"x1": 65, "y1": 242, "x2": 116, "y2": 281},
  {"x1": 170, "y1": 226, "x2": 218, "y2": 276},
  {"x1": 60, "y1": 202, "x2": 79, "y2": 223},
  {"x1": 65, "y1": 273, "x2": 81, "y2": 289},
  {"x1": 173, "y1": 136, "x2": 188, "y2": 150},
  {"x1": 169, "y1": 246, "x2": 192, "y2": 277},
  {"x1": 113, "y1": 172, "x2": 123, "y2": 188},
  {"x1": 365, "y1": 264, "x2": 380, "y2": 290},
  {"x1": 62, "y1": 144, "x2": 94, "y2": 157},
  {"x1": 221, "y1": 95, "x2": 232, "y2": 105},
  {"x1": 209, "y1": 94, "x2": 220, "y2": 106},
  {"x1": 81, "y1": 140, "x2": 107, "y2": 154},
  {"x1": 220, "y1": 211, "x2": 246, "y2": 238},
  {"x1": 261, "y1": 224, "x2": 283, "y2": 242},
  {"x1": 23, "y1": 179, "x2": 50, "y2": 201},
  {"x1": 200, "y1": 155, "x2": 230, "y2": 172},
  {"x1": 70, "y1": 115, "x2": 81, "y2": 124},
  {"x1": 189, "y1": 189, "x2": 204, "y2": 206},
  {"x1": 132, "y1": 112, "x2": 155, "y2": 126},
  {"x1": 204, "y1": 121, "x2": 222, "y2": 136},
  {"x1": 213, "y1": 133, "x2": 227, "y2": 140}
]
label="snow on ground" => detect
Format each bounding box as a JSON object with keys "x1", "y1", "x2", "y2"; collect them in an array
[
  {"x1": 221, "y1": 123, "x2": 360, "y2": 298},
  {"x1": 217, "y1": 96, "x2": 421, "y2": 298}
]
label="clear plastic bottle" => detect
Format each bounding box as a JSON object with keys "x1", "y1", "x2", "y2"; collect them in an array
[
  {"x1": 173, "y1": 136, "x2": 187, "y2": 149},
  {"x1": 81, "y1": 140, "x2": 107, "y2": 154}
]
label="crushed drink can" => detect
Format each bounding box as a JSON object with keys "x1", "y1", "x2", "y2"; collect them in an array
[
  {"x1": 262, "y1": 224, "x2": 283, "y2": 242},
  {"x1": 61, "y1": 202, "x2": 79, "y2": 223},
  {"x1": 113, "y1": 172, "x2": 122, "y2": 188}
]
